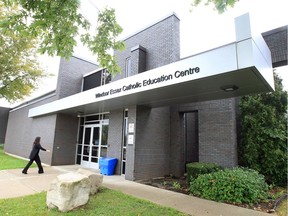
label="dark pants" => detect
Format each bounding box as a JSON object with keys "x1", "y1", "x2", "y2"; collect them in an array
[{"x1": 23, "y1": 155, "x2": 44, "y2": 173}]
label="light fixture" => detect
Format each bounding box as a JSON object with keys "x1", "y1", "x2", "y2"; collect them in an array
[
  {"x1": 221, "y1": 85, "x2": 239, "y2": 92},
  {"x1": 77, "y1": 111, "x2": 83, "y2": 118}
]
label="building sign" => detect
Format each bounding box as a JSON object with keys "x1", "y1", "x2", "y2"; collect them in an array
[
  {"x1": 128, "y1": 135, "x2": 134, "y2": 145},
  {"x1": 96, "y1": 67, "x2": 200, "y2": 99},
  {"x1": 128, "y1": 123, "x2": 135, "y2": 133}
]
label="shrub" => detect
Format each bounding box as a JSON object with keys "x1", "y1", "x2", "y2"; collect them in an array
[
  {"x1": 189, "y1": 167, "x2": 269, "y2": 204},
  {"x1": 239, "y1": 73, "x2": 287, "y2": 186},
  {"x1": 186, "y1": 162, "x2": 222, "y2": 185},
  {"x1": 172, "y1": 181, "x2": 181, "y2": 190}
]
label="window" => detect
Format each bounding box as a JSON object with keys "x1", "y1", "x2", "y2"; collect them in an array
[
  {"x1": 121, "y1": 109, "x2": 128, "y2": 175},
  {"x1": 82, "y1": 71, "x2": 102, "y2": 91},
  {"x1": 101, "y1": 69, "x2": 111, "y2": 85},
  {"x1": 82, "y1": 69, "x2": 111, "y2": 92},
  {"x1": 125, "y1": 57, "x2": 131, "y2": 77}
]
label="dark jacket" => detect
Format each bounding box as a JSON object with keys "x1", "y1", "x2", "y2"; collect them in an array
[{"x1": 29, "y1": 143, "x2": 46, "y2": 160}]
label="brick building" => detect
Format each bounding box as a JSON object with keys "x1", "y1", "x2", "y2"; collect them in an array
[
  {"x1": 3, "y1": 13, "x2": 285, "y2": 181},
  {"x1": 0, "y1": 107, "x2": 10, "y2": 143}
]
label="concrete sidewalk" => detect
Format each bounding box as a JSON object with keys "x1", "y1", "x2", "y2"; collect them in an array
[{"x1": 0, "y1": 165, "x2": 271, "y2": 216}]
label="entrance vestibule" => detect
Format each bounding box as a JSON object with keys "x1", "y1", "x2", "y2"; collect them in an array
[{"x1": 76, "y1": 113, "x2": 109, "y2": 169}]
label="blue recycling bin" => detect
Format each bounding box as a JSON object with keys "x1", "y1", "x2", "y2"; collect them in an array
[{"x1": 99, "y1": 157, "x2": 118, "y2": 175}]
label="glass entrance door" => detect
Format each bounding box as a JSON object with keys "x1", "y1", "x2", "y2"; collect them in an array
[{"x1": 81, "y1": 124, "x2": 108, "y2": 169}]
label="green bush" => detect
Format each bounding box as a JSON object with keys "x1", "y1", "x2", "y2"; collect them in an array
[
  {"x1": 239, "y1": 73, "x2": 287, "y2": 186},
  {"x1": 186, "y1": 162, "x2": 222, "y2": 185},
  {"x1": 189, "y1": 167, "x2": 269, "y2": 204}
]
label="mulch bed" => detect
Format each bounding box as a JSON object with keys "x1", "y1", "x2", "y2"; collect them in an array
[{"x1": 137, "y1": 175, "x2": 286, "y2": 214}]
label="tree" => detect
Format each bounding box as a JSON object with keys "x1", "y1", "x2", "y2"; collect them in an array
[
  {"x1": 0, "y1": 3, "x2": 45, "y2": 102},
  {"x1": 191, "y1": 0, "x2": 239, "y2": 13},
  {"x1": 239, "y1": 72, "x2": 287, "y2": 185},
  {"x1": 81, "y1": 7, "x2": 125, "y2": 75},
  {"x1": 0, "y1": 0, "x2": 125, "y2": 102},
  {"x1": 1, "y1": 0, "x2": 125, "y2": 73}
]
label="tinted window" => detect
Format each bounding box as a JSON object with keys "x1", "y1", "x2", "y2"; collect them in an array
[{"x1": 83, "y1": 71, "x2": 102, "y2": 91}]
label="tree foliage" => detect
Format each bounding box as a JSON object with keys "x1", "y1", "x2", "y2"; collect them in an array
[
  {"x1": 0, "y1": 3, "x2": 45, "y2": 102},
  {"x1": 81, "y1": 8, "x2": 125, "y2": 74},
  {"x1": 191, "y1": 0, "x2": 239, "y2": 13},
  {"x1": 1, "y1": 0, "x2": 89, "y2": 58},
  {"x1": 0, "y1": 0, "x2": 125, "y2": 102},
  {"x1": 1, "y1": 0, "x2": 125, "y2": 70},
  {"x1": 239, "y1": 72, "x2": 288, "y2": 186}
]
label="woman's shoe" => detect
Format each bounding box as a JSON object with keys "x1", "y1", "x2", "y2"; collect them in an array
[{"x1": 22, "y1": 171, "x2": 27, "y2": 174}]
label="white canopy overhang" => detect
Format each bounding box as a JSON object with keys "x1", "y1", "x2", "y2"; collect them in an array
[{"x1": 28, "y1": 13, "x2": 274, "y2": 118}]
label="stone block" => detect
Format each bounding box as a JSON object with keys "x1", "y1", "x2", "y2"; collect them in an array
[
  {"x1": 77, "y1": 168, "x2": 103, "y2": 195},
  {"x1": 46, "y1": 172, "x2": 90, "y2": 212}
]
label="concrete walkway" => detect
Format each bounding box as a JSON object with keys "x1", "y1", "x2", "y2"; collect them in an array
[{"x1": 0, "y1": 165, "x2": 272, "y2": 216}]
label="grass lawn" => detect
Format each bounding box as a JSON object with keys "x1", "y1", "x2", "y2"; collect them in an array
[
  {"x1": 0, "y1": 144, "x2": 187, "y2": 215},
  {"x1": 0, "y1": 188, "x2": 186, "y2": 216},
  {"x1": 0, "y1": 144, "x2": 36, "y2": 170}
]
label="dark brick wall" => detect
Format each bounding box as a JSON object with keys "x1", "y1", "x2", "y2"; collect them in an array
[
  {"x1": 4, "y1": 94, "x2": 57, "y2": 164},
  {"x1": 198, "y1": 99, "x2": 237, "y2": 168},
  {"x1": 131, "y1": 45, "x2": 147, "y2": 74},
  {"x1": 170, "y1": 98, "x2": 238, "y2": 175},
  {"x1": 113, "y1": 13, "x2": 180, "y2": 81},
  {"x1": 170, "y1": 108, "x2": 185, "y2": 176},
  {"x1": 263, "y1": 26, "x2": 287, "y2": 67},
  {"x1": 0, "y1": 107, "x2": 10, "y2": 143},
  {"x1": 134, "y1": 106, "x2": 171, "y2": 180},
  {"x1": 125, "y1": 106, "x2": 137, "y2": 180},
  {"x1": 106, "y1": 109, "x2": 124, "y2": 175},
  {"x1": 56, "y1": 56, "x2": 98, "y2": 99},
  {"x1": 52, "y1": 113, "x2": 79, "y2": 165},
  {"x1": 107, "y1": 106, "x2": 137, "y2": 180},
  {"x1": 4, "y1": 56, "x2": 98, "y2": 165},
  {"x1": 111, "y1": 14, "x2": 180, "y2": 180}
]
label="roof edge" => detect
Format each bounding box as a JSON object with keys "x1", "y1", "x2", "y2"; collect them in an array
[
  {"x1": 120, "y1": 12, "x2": 180, "y2": 41},
  {"x1": 262, "y1": 25, "x2": 288, "y2": 36}
]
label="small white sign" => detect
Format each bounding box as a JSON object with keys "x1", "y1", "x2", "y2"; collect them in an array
[
  {"x1": 128, "y1": 123, "x2": 135, "y2": 133},
  {"x1": 128, "y1": 134, "x2": 134, "y2": 145}
]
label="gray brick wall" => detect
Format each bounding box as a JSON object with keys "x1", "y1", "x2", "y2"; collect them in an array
[
  {"x1": 4, "y1": 56, "x2": 98, "y2": 165},
  {"x1": 106, "y1": 106, "x2": 137, "y2": 180},
  {"x1": 125, "y1": 106, "x2": 137, "y2": 180},
  {"x1": 199, "y1": 99, "x2": 238, "y2": 168},
  {"x1": 262, "y1": 25, "x2": 287, "y2": 67},
  {"x1": 0, "y1": 107, "x2": 10, "y2": 143},
  {"x1": 111, "y1": 14, "x2": 180, "y2": 180},
  {"x1": 56, "y1": 56, "x2": 98, "y2": 99},
  {"x1": 52, "y1": 113, "x2": 79, "y2": 165},
  {"x1": 4, "y1": 94, "x2": 57, "y2": 165},
  {"x1": 131, "y1": 45, "x2": 147, "y2": 74},
  {"x1": 169, "y1": 108, "x2": 185, "y2": 176},
  {"x1": 134, "y1": 106, "x2": 171, "y2": 180},
  {"x1": 113, "y1": 13, "x2": 180, "y2": 81},
  {"x1": 170, "y1": 98, "x2": 238, "y2": 174},
  {"x1": 106, "y1": 109, "x2": 124, "y2": 174}
]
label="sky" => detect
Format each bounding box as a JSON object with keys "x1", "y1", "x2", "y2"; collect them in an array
[{"x1": 1, "y1": 0, "x2": 287, "y2": 107}]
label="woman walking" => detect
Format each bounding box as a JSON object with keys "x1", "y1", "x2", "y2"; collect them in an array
[{"x1": 22, "y1": 137, "x2": 50, "y2": 174}]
